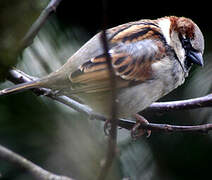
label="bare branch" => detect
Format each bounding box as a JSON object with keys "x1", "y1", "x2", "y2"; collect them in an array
[
  {"x1": 21, "y1": 0, "x2": 62, "y2": 49},
  {"x1": 0, "y1": 144, "x2": 74, "y2": 180},
  {"x1": 97, "y1": 29, "x2": 118, "y2": 180},
  {"x1": 5, "y1": 68, "x2": 212, "y2": 131},
  {"x1": 2, "y1": 68, "x2": 212, "y2": 180},
  {"x1": 137, "y1": 122, "x2": 212, "y2": 133},
  {"x1": 1, "y1": 70, "x2": 211, "y2": 179},
  {"x1": 146, "y1": 94, "x2": 212, "y2": 112},
  {"x1": 8, "y1": 68, "x2": 211, "y2": 136},
  {"x1": 94, "y1": 0, "x2": 120, "y2": 178}
]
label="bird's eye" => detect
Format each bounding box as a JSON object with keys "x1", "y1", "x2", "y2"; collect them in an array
[
  {"x1": 179, "y1": 34, "x2": 192, "y2": 50},
  {"x1": 182, "y1": 39, "x2": 191, "y2": 49},
  {"x1": 178, "y1": 34, "x2": 203, "y2": 70}
]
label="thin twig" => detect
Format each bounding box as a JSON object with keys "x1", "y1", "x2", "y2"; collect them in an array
[
  {"x1": 137, "y1": 122, "x2": 212, "y2": 133},
  {"x1": 7, "y1": 69, "x2": 212, "y2": 113},
  {"x1": 0, "y1": 144, "x2": 73, "y2": 180},
  {"x1": 146, "y1": 94, "x2": 212, "y2": 112},
  {"x1": 96, "y1": 0, "x2": 119, "y2": 178},
  {"x1": 21, "y1": 0, "x2": 62, "y2": 49},
  {"x1": 5, "y1": 68, "x2": 212, "y2": 132},
  {"x1": 0, "y1": 1, "x2": 72, "y2": 179},
  {"x1": 2, "y1": 67, "x2": 212, "y2": 180},
  {"x1": 97, "y1": 29, "x2": 118, "y2": 180},
  {"x1": 4, "y1": 68, "x2": 212, "y2": 136},
  {"x1": 2, "y1": 69, "x2": 212, "y2": 180}
]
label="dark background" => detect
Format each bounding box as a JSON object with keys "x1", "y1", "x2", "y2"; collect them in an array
[
  {"x1": 56, "y1": 0, "x2": 212, "y2": 52},
  {"x1": 56, "y1": 1, "x2": 211, "y2": 32},
  {"x1": 0, "y1": 0, "x2": 212, "y2": 180}
]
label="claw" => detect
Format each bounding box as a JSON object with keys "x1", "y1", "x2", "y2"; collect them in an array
[{"x1": 131, "y1": 114, "x2": 151, "y2": 139}]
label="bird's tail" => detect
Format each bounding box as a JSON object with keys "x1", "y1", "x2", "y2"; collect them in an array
[{"x1": 0, "y1": 80, "x2": 42, "y2": 96}]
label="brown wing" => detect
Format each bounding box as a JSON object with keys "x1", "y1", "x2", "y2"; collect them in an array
[
  {"x1": 69, "y1": 21, "x2": 166, "y2": 93},
  {"x1": 69, "y1": 38, "x2": 166, "y2": 93}
]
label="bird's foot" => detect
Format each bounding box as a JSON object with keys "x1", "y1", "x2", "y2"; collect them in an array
[{"x1": 131, "y1": 114, "x2": 151, "y2": 139}]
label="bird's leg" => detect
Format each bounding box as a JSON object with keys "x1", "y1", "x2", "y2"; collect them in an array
[{"x1": 131, "y1": 114, "x2": 151, "y2": 139}]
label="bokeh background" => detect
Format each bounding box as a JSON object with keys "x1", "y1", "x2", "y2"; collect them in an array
[{"x1": 0, "y1": 0, "x2": 212, "y2": 179}]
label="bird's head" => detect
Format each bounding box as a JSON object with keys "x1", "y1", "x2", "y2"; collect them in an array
[{"x1": 159, "y1": 16, "x2": 204, "y2": 71}]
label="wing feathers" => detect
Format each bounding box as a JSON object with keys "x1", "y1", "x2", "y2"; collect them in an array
[
  {"x1": 69, "y1": 21, "x2": 167, "y2": 93},
  {"x1": 70, "y1": 51, "x2": 154, "y2": 92}
]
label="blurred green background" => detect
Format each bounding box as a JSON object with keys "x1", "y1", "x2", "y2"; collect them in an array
[{"x1": 0, "y1": 0, "x2": 212, "y2": 180}]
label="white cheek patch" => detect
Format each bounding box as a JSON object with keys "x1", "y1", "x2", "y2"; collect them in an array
[
  {"x1": 158, "y1": 19, "x2": 186, "y2": 72},
  {"x1": 158, "y1": 18, "x2": 171, "y2": 45}
]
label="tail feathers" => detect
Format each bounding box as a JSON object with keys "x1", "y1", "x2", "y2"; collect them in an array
[{"x1": 0, "y1": 81, "x2": 41, "y2": 96}]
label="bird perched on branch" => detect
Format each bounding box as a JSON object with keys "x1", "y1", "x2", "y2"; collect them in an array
[{"x1": 0, "y1": 16, "x2": 204, "y2": 137}]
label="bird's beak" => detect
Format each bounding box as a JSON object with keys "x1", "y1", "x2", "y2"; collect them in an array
[{"x1": 188, "y1": 51, "x2": 204, "y2": 67}]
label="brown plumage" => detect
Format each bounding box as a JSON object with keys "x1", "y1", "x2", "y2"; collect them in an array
[{"x1": 0, "y1": 16, "x2": 204, "y2": 120}]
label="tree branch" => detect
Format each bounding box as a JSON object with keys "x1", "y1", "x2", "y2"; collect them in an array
[
  {"x1": 1, "y1": 67, "x2": 212, "y2": 179},
  {"x1": 5, "y1": 68, "x2": 212, "y2": 131},
  {"x1": 137, "y1": 122, "x2": 212, "y2": 133},
  {"x1": 97, "y1": 30, "x2": 118, "y2": 180},
  {"x1": 146, "y1": 94, "x2": 212, "y2": 112},
  {"x1": 0, "y1": 1, "x2": 75, "y2": 179},
  {"x1": 21, "y1": 0, "x2": 62, "y2": 49},
  {"x1": 0, "y1": 144, "x2": 74, "y2": 180}
]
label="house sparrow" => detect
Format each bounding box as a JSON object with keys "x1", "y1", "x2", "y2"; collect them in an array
[{"x1": 0, "y1": 16, "x2": 204, "y2": 135}]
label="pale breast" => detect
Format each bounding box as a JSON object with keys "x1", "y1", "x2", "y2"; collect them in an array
[
  {"x1": 74, "y1": 57, "x2": 185, "y2": 119},
  {"x1": 115, "y1": 57, "x2": 185, "y2": 118}
]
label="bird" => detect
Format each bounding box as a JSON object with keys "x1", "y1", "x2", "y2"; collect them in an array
[{"x1": 0, "y1": 16, "x2": 204, "y2": 137}]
